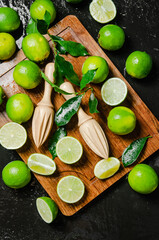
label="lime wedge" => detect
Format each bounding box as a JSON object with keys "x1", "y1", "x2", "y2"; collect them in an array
[
  {"x1": 27, "y1": 153, "x2": 56, "y2": 176},
  {"x1": 0, "y1": 122, "x2": 27, "y2": 150},
  {"x1": 57, "y1": 175, "x2": 85, "y2": 203},
  {"x1": 94, "y1": 157, "x2": 120, "y2": 179},
  {"x1": 101, "y1": 77, "x2": 128, "y2": 106},
  {"x1": 36, "y1": 197, "x2": 58, "y2": 223},
  {"x1": 89, "y1": 0, "x2": 117, "y2": 24},
  {"x1": 56, "y1": 136, "x2": 83, "y2": 164}
]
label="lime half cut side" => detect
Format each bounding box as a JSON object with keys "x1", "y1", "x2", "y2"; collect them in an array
[
  {"x1": 57, "y1": 175, "x2": 85, "y2": 204},
  {"x1": 89, "y1": 0, "x2": 117, "y2": 24},
  {"x1": 94, "y1": 157, "x2": 120, "y2": 179},
  {"x1": 56, "y1": 136, "x2": 83, "y2": 164},
  {"x1": 27, "y1": 153, "x2": 56, "y2": 176},
  {"x1": 36, "y1": 197, "x2": 58, "y2": 223},
  {"x1": 101, "y1": 77, "x2": 128, "y2": 106},
  {"x1": 0, "y1": 122, "x2": 27, "y2": 150}
]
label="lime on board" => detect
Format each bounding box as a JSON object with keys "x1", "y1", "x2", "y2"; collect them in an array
[
  {"x1": 2, "y1": 160, "x2": 31, "y2": 189},
  {"x1": 98, "y1": 24, "x2": 125, "y2": 51},
  {"x1": 56, "y1": 136, "x2": 83, "y2": 164},
  {"x1": 57, "y1": 175, "x2": 85, "y2": 203},
  {"x1": 107, "y1": 106, "x2": 136, "y2": 135},
  {"x1": 128, "y1": 164, "x2": 158, "y2": 194},
  {"x1": 27, "y1": 153, "x2": 56, "y2": 176},
  {"x1": 0, "y1": 33, "x2": 16, "y2": 60},
  {"x1": 36, "y1": 197, "x2": 58, "y2": 223},
  {"x1": 101, "y1": 77, "x2": 127, "y2": 106},
  {"x1": 0, "y1": 86, "x2": 4, "y2": 105},
  {"x1": 0, "y1": 7, "x2": 20, "y2": 32},
  {"x1": 0, "y1": 122, "x2": 27, "y2": 150},
  {"x1": 82, "y1": 56, "x2": 109, "y2": 84},
  {"x1": 13, "y1": 60, "x2": 42, "y2": 89},
  {"x1": 89, "y1": 0, "x2": 116, "y2": 24},
  {"x1": 22, "y1": 33, "x2": 50, "y2": 62},
  {"x1": 30, "y1": 0, "x2": 56, "y2": 24},
  {"x1": 6, "y1": 93, "x2": 34, "y2": 124},
  {"x1": 126, "y1": 51, "x2": 152, "y2": 79},
  {"x1": 94, "y1": 157, "x2": 120, "y2": 179}
]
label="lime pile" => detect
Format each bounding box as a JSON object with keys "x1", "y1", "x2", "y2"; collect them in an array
[{"x1": 82, "y1": 56, "x2": 109, "y2": 83}]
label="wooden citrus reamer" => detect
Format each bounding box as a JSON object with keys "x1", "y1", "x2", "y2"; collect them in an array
[
  {"x1": 32, "y1": 63, "x2": 55, "y2": 148},
  {"x1": 60, "y1": 81, "x2": 109, "y2": 159}
]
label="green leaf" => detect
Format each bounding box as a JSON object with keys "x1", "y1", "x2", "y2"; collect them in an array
[
  {"x1": 80, "y1": 69, "x2": 97, "y2": 90},
  {"x1": 26, "y1": 18, "x2": 38, "y2": 35},
  {"x1": 53, "y1": 55, "x2": 64, "y2": 86},
  {"x1": 48, "y1": 127, "x2": 67, "y2": 159},
  {"x1": 49, "y1": 35, "x2": 67, "y2": 54},
  {"x1": 56, "y1": 54, "x2": 80, "y2": 86},
  {"x1": 37, "y1": 11, "x2": 51, "y2": 34},
  {"x1": 55, "y1": 40, "x2": 89, "y2": 57},
  {"x1": 89, "y1": 92, "x2": 99, "y2": 114},
  {"x1": 41, "y1": 71, "x2": 73, "y2": 95},
  {"x1": 55, "y1": 95, "x2": 83, "y2": 126},
  {"x1": 122, "y1": 136, "x2": 151, "y2": 167}
]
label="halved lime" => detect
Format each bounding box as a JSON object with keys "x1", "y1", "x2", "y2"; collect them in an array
[
  {"x1": 57, "y1": 175, "x2": 85, "y2": 203},
  {"x1": 94, "y1": 157, "x2": 120, "y2": 179},
  {"x1": 101, "y1": 77, "x2": 128, "y2": 106},
  {"x1": 56, "y1": 136, "x2": 83, "y2": 164},
  {"x1": 36, "y1": 197, "x2": 58, "y2": 223},
  {"x1": 27, "y1": 153, "x2": 56, "y2": 176},
  {"x1": 89, "y1": 0, "x2": 116, "y2": 24},
  {"x1": 0, "y1": 122, "x2": 27, "y2": 150}
]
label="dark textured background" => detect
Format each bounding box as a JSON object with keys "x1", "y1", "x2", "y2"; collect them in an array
[{"x1": 0, "y1": 0, "x2": 159, "y2": 239}]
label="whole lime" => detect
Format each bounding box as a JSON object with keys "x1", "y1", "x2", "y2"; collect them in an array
[
  {"x1": 0, "y1": 86, "x2": 4, "y2": 105},
  {"x1": 128, "y1": 164, "x2": 158, "y2": 194},
  {"x1": 2, "y1": 160, "x2": 31, "y2": 189},
  {"x1": 107, "y1": 106, "x2": 136, "y2": 135},
  {"x1": 0, "y1": 33, "x2": 16, "y2": 60},
  {"x1": 66, "y1": 0, "x2": 83, "y2": 4},
  {"x1": 0, "y1": 7, "x2": 20, "y2": 32},
  {"x1": 22, "y1": 33, "x2": 50, "y2": 62},
  {"x1": 13, "y1": 60, "x2": 42, "y2": 89},
  {"x1": 6, "y1": 93, "x2": 34, "y2": 124},
  {"x1": 30, "y1": 0, "x2": 56, "y2": 23},
  {"x1": 82, "y1": 56, "x2": 109, "y2": 83},
  {"x1": 126, "y1": 51, "x2": 152, "y2": 79},
  {"x1": 98, "y1": 24, "x2": 125, "y2": 51}
]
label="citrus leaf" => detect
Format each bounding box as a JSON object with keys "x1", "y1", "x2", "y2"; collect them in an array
[
  {"x1": 37, "y1": 11, "x2": 51, "y2": 34},
  {"x1": 41, "y1": 71, "x2": 72, "y2": 95},
  {"x1": 56, "y1": 54, "x2": 80, "y2": 86},
  {"x1": 26, "y1": 18, "x2": 38, "y2": 35},
  {"x1": 53, "y1": 56, "x2": 64, "y2": 86},
  {"x1": 55, "y1": 95, "x2": 83, "y2": 126},
  {"x1": 122, "y1": 136, "x2": 151, "y2": 167},
  {"x1": 49, "y1": 35, "x2": 67, "y2": 54},
  {"x1": 89, "y1": 92, "x2": 99, "y2": 113},
  {"x1": 80, "y1": 69, "x2": 97, "y2": 90},
  {"x1": 48, "y1": 127, "x2": 67, "y2": 159}
]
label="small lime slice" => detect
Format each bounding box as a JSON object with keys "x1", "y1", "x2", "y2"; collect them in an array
[
  {"x1": 0, "y1": 122, "x2": 27, "y2": 150},
  {"x1": 89, "y1": 0, "x2": 117, "y2": 24},
  {"x1": 57, "y1": 175, "x2": 85, "y2": 203},
  {"x1": 101, "y1": 77, "x2": 128, "y2": 106},
  {"x1": 27, "y1": 153, "x2": 56, "y2": 176},
  {"x1": 94, "y1": 157, "x2": 120, "y2": 179},
  {"x1": 36, "y1": 197, "x2": 58, "y2": 223},
  {"x1": 56, "y1": 136, "x2": 83, "y2": 164}
]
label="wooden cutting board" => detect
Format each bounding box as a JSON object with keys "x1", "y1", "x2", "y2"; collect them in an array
[{"x1": 1, "y1": 15, "x2": 159, "y2": 216}]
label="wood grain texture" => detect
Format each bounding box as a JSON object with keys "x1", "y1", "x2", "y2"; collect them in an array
[{"x1": 0, "y1": 15, "x2": 159, "y2": 216}]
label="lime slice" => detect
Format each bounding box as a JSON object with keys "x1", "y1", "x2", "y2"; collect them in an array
[
  {"x1": 0, "y1": 122, "x2": 27, "y2": 150},
  {"x1": 101, "y1": 77, "x2": 128, "y2": 106},
  {"x1": 57, "y1": 175, "x2": 85, "y2": 203},
  {"x1": 36, "y1": 197, "x2": 58, "y2": 223},
  {"x1": 27, "y1": 153, "x2": 56, "y2": 176},
  {"x1": 89, "y1": 0, "x2": 116, "y2": 24},
  {"x1": 94, "y1": 157, "x2": 120, "y2": 179},
  {"x1": 56, "y1": 136, "x2": 83, "y2": 164}
]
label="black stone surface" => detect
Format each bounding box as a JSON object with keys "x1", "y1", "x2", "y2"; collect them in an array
[{"x1": 0, "y1": 0, "x2": 159, "y2": 239}]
